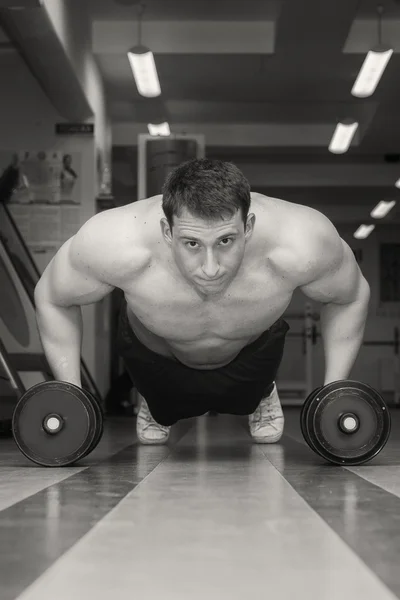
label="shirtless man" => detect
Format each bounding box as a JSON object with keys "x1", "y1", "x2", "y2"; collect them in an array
[{"x1": 34, "y1": 159, "x2": 371, "y2": 445}]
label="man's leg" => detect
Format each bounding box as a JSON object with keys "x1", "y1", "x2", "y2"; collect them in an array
[
  {"x1": 248, "y1": 382, "x2": 284, "y2": 443},
  {"x1": 136, "y1": 393, "x2": 171, "y2": 445}
]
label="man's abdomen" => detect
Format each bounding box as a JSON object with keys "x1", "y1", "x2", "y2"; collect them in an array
[{"x1": 126, "y1": 305, "x2": 263, "y2": 369}]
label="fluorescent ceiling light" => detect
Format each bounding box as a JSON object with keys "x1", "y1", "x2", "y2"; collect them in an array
[
  {"x1": 329, "y1": 121, "x2": 358, "y2": 154},
  {"x1": 148, "y1": 122, "x2": 171, "y2": 136},
  {"x1": 127, "y1": 45, "x2": 161, "y2": 97},
  {"x1": 351, "y1": 48, "x2": 393, "y2": 98},
  {"x1": 354, "y1": 224, "x2": 375, "y2": 240},
  {"x1": 395, "y1": 178, "x2": 400, "y2": 189},
  {"x1": 370, "y1": 200, "x2": 396, "y2": 219}
]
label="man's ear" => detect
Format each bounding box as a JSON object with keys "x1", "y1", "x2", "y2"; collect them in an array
[
  {"x1": 245, "y1": 213, "x2": 256, "y2": 240},
  {"x1": 160, "y1": 218, "x2": 173, "y2": 245}
]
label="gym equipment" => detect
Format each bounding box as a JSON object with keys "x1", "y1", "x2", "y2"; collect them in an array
[
  {"x1": 286, "y1": 302, "x2": 399, "y2": 405},
  {"x1": 0, "y1": 335, "x2": 25, "y2": 437},
  {"x1": 300, "y1": 380, "x2": 391, "y2": 466},
  {"x1": 145, "y1": 138, "x2": 198, "y2": 198},
  {"x1": 0, "y1": 203, "x2": 102, "y2": 401},
  {"x1": 84, "y1": 384, "x2": 104, "y2": 457},
  {"x1": 300, "y1": 385, "x2": 322, "y2": 453},
  {"x1": 307, "y1": 324, "x2": 399, "y2": 355},
  {"x1": 137, "y1": 133, "x2": 205, "y2": 200},
  {"x1": 12, "y1": 381, "x2": 103, "y2": 467}
]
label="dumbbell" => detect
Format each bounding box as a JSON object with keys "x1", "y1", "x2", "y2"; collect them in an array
[
  {"x1": 300, "y1": 380, "x2": 391, "y2": 466},
  {"x1": 12, "y1": 381, "x2": 104, "y2": 467}
]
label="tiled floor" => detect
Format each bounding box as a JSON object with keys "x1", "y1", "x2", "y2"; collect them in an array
[{"x1": 1, "y1": 407, "x2": 400, "y2": 600}]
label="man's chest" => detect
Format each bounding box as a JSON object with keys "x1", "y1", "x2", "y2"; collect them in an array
[{"x1": 123, "y1": 265, "x2": 293, "y2": 342}]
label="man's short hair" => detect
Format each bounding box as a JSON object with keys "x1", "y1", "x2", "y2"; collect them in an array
[{"x1": 162, "y1": 158, "x2": 251, "y2": 230}]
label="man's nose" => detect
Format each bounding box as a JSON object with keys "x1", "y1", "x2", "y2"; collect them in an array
[{"x1": 202, "y1": 251, "x2": 220, "y2": 278}]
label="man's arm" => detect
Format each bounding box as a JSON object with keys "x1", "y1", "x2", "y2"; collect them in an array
[
  {"x1": 34, "y1": 217, "x2": 117, "y2": 387},
  {"x1": 297, "y1": 213, "x2": 370, "y2": 385}
]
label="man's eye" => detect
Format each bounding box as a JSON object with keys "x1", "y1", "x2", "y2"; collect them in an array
[
  {"x1": 187, "y1": 241, "x2": 198, "y2": 248},
  {"x1": 220, "y1": 238, "x2": 232, "y2": 245}
]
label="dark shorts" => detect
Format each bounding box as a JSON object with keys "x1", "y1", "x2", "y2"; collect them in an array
[{"x1": 116, "y1": 300, "x2": 290, "y2": 426}]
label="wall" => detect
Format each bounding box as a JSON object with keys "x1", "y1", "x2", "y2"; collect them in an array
[
  {"x1": 41, "y1": 0, "x2": 112, "y2": 199},
  {"x1": 0, "y1": 5, "x2": 112, "y2": 397}
]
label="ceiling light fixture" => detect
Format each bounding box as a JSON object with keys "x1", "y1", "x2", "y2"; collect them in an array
[
  {"x1": 148, "y1": 122, "x2": 171, "y2": 136},
  {"x1": 370, "y1": 199, "x2": 397, "y2": 219},
  {"x1": 127, "y1": 2, "x2": 161, "y2": 97},
  {"x1": 329, "y1": 120, "x2": 359, "y2": 154},
  {"x1": 353, "y1": 224, "x2": 375, "y2": 239},
  {"x1": 351, "y1": 5, "x2": 393, "y2": 98}
]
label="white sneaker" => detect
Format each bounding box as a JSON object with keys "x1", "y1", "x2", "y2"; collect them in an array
[
  {"x1": 249, "y1": 382, "x2": 284, "y2": 443},
  {"x1": 136, "y1": 395, "x2": 171, "y2": 445}
]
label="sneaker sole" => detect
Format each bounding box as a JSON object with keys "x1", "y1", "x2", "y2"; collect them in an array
[
  {"x1": 137, "y1": 434, "x2": 170, "y2": 445},
  {"x1": 251, "y1": 431, "x2": 283, "y2": 444}
]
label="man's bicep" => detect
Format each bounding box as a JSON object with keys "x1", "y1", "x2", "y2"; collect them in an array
[{"x1": 299, "y1": 239, "x2": 367, "y2": 305}]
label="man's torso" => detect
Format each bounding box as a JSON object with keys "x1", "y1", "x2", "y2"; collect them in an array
[{"x1": 107, "y1": 193, "x2": 311, "y2": 369}]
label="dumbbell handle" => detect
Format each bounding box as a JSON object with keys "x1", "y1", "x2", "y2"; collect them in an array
[
  {"x1": 338, "y1": 412, "x2": 360, "y2": 434},
  {"x1": 43, "y1": 414, "x2": 64, "y2": 434}
]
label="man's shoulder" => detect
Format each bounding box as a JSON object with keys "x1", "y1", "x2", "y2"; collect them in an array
[
  {"x1": 265, "y1": 201, "x2": 343, "y2": 285},
  {"x1": 70, "y1": 200, "x2": 157, "y2": 283}
]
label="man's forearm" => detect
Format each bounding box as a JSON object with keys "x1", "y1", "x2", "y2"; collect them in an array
[
  {"x1": 319, "y1": 282, "x2": 370, "y2": 385},
  {"x1": 35, "y1": 301, "x2": 83, "y2": 387}
]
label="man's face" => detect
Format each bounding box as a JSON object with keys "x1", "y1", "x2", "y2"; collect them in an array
[{"x1": 161, "y1": 208, "x2": 255, "y2": 296}]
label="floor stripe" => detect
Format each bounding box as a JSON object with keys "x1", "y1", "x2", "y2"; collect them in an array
[
  {"x1": 258, "y1": 431, "x2": 400, "y2": 598},
  {"x1": 0, "y1": 421, "x2": 192, "y2": 600},
  {"x1": 347, "y1": 466, "x2": 400, "y2": 499},
  {"x1": 0, "y1": 419, "x2": 140, "y2": 511}
]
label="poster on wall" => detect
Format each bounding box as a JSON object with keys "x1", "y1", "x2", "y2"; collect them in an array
[{"x1": 0, "y1": 150, "x2": 82, "y2": 250}]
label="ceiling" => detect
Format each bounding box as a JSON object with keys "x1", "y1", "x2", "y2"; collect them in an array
[
  {"x1": 87, "y1": 0, "x2": 400, "y2": 155},
  {"x1": 2, "y1": 0, "x2": 400, "y2": 220},
  {"x1": 84, "y1": 0, "x2": 400, "y2": 218}
]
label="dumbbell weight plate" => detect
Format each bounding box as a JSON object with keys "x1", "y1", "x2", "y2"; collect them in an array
[
  {"x1": 303, "y1": 380, "x2": 391, "y2": 466},
  {"x1": 81, "y1": 389, "x2": 104, "y2": 458},
  {"x1": 300, "y1": 387, "x2": 323, "y2": 454},
  {"x1": 12, "y1": 381, "x2": 98, "y2": 467}
]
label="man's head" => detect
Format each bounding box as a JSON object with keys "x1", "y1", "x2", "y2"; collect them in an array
[
  {"x1": 160, "y1": 159, "x2": 255, "y2": 295},
  {"x1": 162, "y1": 158, "x2": 251, "y2": 229}
]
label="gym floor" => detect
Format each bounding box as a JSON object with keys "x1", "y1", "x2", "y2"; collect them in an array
[{"x1": 1, "y1": 407, "x2": 400, "y2": 600}]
